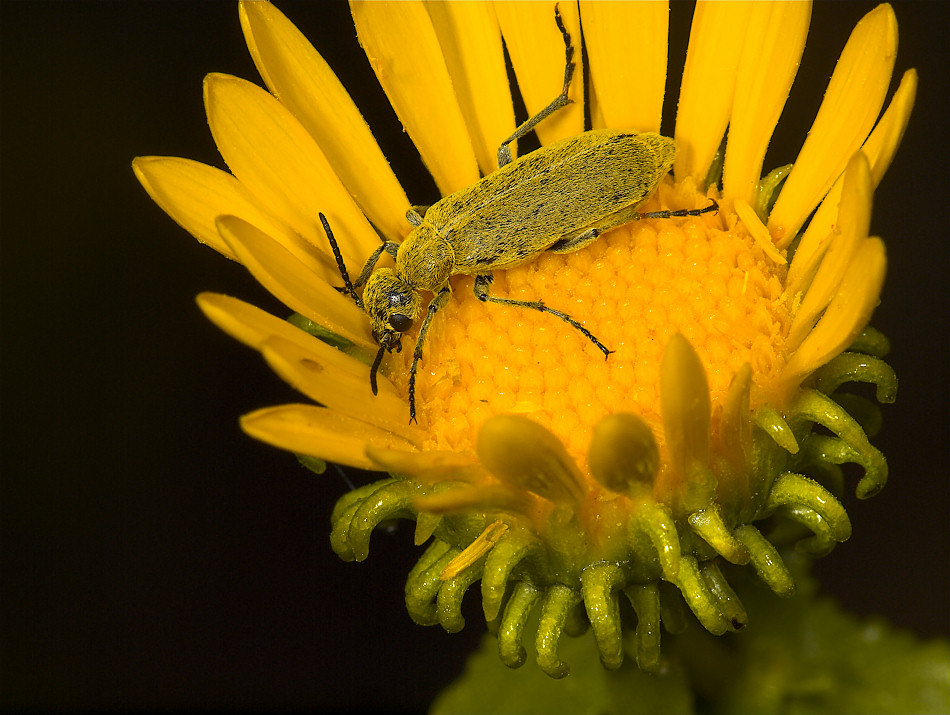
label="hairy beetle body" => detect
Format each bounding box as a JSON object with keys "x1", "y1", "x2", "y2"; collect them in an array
[
  {"x1": 323, "y1": 8, "x2": 717, "y2": 421},
  {"x1": 417, "y1": 129, "x2": 675, "y2": 275}
]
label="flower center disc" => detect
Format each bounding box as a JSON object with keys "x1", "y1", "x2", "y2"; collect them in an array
[{"x1": 388, "y1": 178, "x2": 792, "y2": 472}]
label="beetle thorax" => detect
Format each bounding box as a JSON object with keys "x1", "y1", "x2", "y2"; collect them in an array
[{"x1": 396, "y1": 223, "x2": 456, "y2": 293}]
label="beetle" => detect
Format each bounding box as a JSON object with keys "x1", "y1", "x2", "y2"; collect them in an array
[{"x1": 322, "y1": 8, "x2": 718, "y2": 422}]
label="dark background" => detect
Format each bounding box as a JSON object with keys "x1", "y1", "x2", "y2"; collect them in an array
[{"x1": 2, "y1": 1, "x2": 948, "y2": 712}]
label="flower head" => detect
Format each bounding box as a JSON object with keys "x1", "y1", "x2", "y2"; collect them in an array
[{"x1": 134, "y1": 1, "x2": 915, "y2": 677}]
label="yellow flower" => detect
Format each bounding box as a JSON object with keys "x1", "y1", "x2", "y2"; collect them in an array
[{"x1": 134, "y1": 1, "x2": 915, "y2": 677}]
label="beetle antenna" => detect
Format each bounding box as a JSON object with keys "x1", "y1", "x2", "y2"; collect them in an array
[{"x1": 319, "y1": 212, "x2": 363, "y2": 308}]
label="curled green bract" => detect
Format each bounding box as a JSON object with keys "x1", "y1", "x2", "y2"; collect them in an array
[{"x1": 328, "y1": 335, "x2": 894, "y2": 678}]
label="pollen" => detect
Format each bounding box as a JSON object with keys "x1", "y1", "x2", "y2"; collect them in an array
[{"x1": 386, "y1": 178, "x2": 793, "y2": 471}]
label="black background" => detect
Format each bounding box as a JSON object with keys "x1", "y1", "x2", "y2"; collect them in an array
[{"x1": 2, "y1": 1, "x2": 948, "y2": 712}]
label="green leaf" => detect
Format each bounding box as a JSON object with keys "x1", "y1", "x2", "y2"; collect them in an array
[
  {"x1": 431, "y1": 625, "x2": 695, "y2": 715},
  {"x1": 712, "y1": 583, "x2": 950, "y2": 715}
]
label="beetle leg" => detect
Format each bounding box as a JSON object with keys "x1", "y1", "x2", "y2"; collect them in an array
[
  {"x1": 408, "y1": 285, "x2": 453, "y2": 423},
  {"x1": 550, "y1": 200, "x2": 721, "y2": 257},
  {"x1": 353, "y1": 239, "x2": 400, "y2": 289},
  {"x1": 546, "y1": 227, "x2": 602, "y2": 254},
  {"x1": 406, "y1": 206, "x2": 428, "y2": 226},
  {"x1": 473, "y1": 274, "x2": 613, "y2": 359},
  {"x1": 546, "y1": 200, "x2": 717, "y2": 256},
  {"x1": 496, "y1": 7, "x2": 575, "y2": 168},
  {"x1": 368, "y1": 343, "x2": 386, "y2": 396},
  {"x1": 640, "y1": 198, "x2": 719, "y2": 220}
]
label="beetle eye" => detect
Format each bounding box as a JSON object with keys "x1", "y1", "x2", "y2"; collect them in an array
[{"x1": 390, "y1": 314, "x2": 412, "y2": 332}]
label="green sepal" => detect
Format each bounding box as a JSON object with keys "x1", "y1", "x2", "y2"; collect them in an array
[
  {"x1": 848, "y1": 326, "x2": 891, "y2": 357},
  {"x1": 703, "y1": 133, "x2": 727, "y2": 191},
  {"x1": 754, "y1": 163, "x2": 793, "y2": 219},
  {"x1": 296, "y1": 453, "x2": 327, "y2": 475}
]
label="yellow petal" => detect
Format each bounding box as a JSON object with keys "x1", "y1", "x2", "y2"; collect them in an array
[
  {"x1": 350, "y1": 0, "x2": 479, "y2": 196},
  {"x1": 862, "y1": 67, "x2": 917, "y2": 187},
  {"x1": 477, "y1": 414, "x2": 587, "y2": 506},
  {"x1": 241, "y1": 403, "x2": 416, "y2": 471},
  {"x1": 495, "y1": 0, "x2": 584, "y2": 147},
  {"x1": 239, "y1": 1, "x2": 410, "y2": 242},
  {"x1": 673, "y1": 1, "x2": 752, "y2": 182},
  {"x1": 265, "y1": 329, "x2": 398, "y2": 399},
  {"x1": 196, "y1": 293, "x2": 376, "y2": 375},
  {"x1": 734, "y1": 199, "x2": 786, "y2": 265},
  {"x1": 580, "y1": 1, "x2": 668, "y2": 133},
  {"x1": 414, "y1": 484, "x2": 531, "y2": 517},
  {"x1": 198, "y1": 291, "x2": 354, "y2": 355},
  {"x1": 787, "y1": 153, "x2": 872, "y2": 351},
  {"x1": 133, "y1": 156, "x2": 328, "y2": 277},
  {"x1": 787, "y1": 68, "x2": 917, "y2": 295},
  {"x1": 425, "y1": 1, "x2": 514, "y2": 175},
  {"x1": 133, "y1": 157, "x2": 238, "y2": 259},
  {"x1": 658, "y1": 333, "x2": 714, "y2": 512},
  {"x1": 782, "y1": 236, "x2": 886, "y2": 387},
  {"x1": 203, "y1": 72, "x2": 379, "y2": 275},
  {"x1": 588, "y1": 413, "x2": 660, "y2": 496},
  {"x1": 718, "y1": 364, "x2": 754, "y2": 505},
  {"x1": 722, "y1": 1, "x2": 810, "y2": 205},
  {"x1": 365, "y1": 446, "x2": 481, "y2": 483},
  {"x1": 215, "y1": 215, "x2": 374, "y2": 349},
  {"x1": 259, "y1": 335, "x2": 421, "y2": 443},
  {"x1": 769, "y1": 4, "x2": 897, "y2": 247}
]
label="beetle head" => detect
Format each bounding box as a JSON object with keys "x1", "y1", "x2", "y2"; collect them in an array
[{"x1": 362, "y1": 267, "x2": 422, "y2": 346}]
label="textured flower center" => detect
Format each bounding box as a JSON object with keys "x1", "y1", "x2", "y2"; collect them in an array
[{"x1": 387, "y1": 178, "x2": 792, "y2": 471}]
